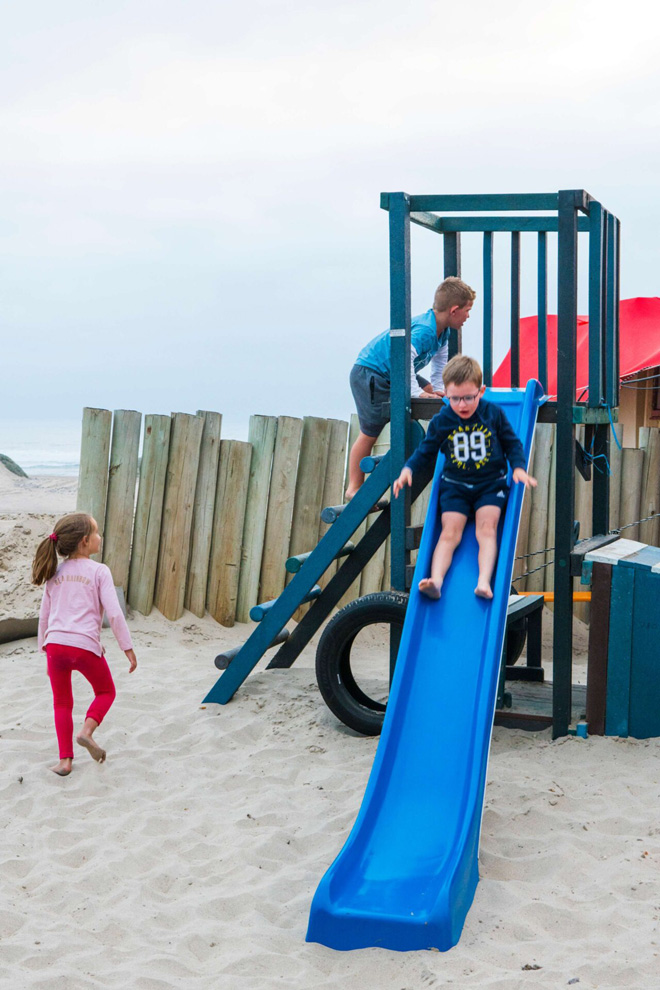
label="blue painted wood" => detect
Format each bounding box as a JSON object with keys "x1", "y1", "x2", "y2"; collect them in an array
[
  {"x1": 250, "y1": 585, "x2": 321, "y2": 622},
  {"x1": 553, "y1": 190, "x2": 580, "y2": 738},
  {"x1": 605, "y1": 563, "x2": 634, "y2": 737},
  {"x1": 407, "y1": 194, "x2": 560, "y2": 212},
  {"x1": 628, "y1": 568, "x2": 660, "y2": 738},
  {"x1": 388, "y1": 193, "x2": 412, "y2": 594},
  {"x1": 510, "y1": 232, "x2": 520, "y2": 388},
  {"x1": 444, "y1": 232, "x2": 462, "y2": 359},
  {"x1": 618, "y1": 547, "x2": 660, "y2": 570},
  {"x1": 482, "y1": 232, "x2": 493, "y2": 384},
  {"x1": 202, "y1": 455, "x2": 393, "y2": 704},
  {"x1": 605, "y1": 213, "x2": 620, "y2": 408},
  {"x1": 537, "y1": 232, "x2": 548, "y2": 392},
  {"x1": 588, "y1": 202, "x2": 605, "y2": 407},
  {"x1": 409, "y1": 215, "x2": 591, "y2": 233},
  {"x1": 286, "y1": 542, "x2": 354, "y2": 574}
]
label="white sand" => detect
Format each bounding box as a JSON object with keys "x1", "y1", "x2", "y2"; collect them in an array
[{"x1": 1, "y1": 477, "x2": 659, "y2": 989}]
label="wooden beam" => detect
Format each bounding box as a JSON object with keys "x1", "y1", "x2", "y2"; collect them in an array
[
  {"x1": 236, "y1": 416, "x2": 278, "y2": 624},
  {"x1": 259, "y1": 416, "x2": 303, "y2": 605},
  {"x1": 207, "y1": 440, "x2": 252, "y2": 627},
  {"x1": 154, "y1": 413, "x2": 204, "y2": 621},
  {"x1": 76, "y1": 407, "x2": 112, "y2": 560},
  {"x1": 127, "y1": 414, "x2": 171, "y2": 615},
  {"x1": 102, "y1": 410, "x2": 141, "y2": 592},
  {"x1": 184, "y1": 411, "x2": 222, "y2": 618}
]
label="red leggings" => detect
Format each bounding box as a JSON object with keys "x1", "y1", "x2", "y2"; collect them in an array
[{"x1": 46, "y1": 644, "x2": 116, "y2": 759}]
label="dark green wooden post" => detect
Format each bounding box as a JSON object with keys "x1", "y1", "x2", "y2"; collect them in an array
[
  {"x1": 444, "y1": 232, "x2": 462, "y2": 357},
  {"x1": 553, "y1": 190, "x2": 581, "y2": 738},
  {"x1": 387, "y1": 192, "x2": 412, "y2": 678}
]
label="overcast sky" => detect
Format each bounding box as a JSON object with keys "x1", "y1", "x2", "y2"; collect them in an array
[{"x1": 2, "y1": 0, "x2": 659, "y2": 430}]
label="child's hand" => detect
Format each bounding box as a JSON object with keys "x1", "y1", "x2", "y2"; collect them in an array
[
  {"x1": 125, "y1": 649, "x2": 137, "y2": 673},
  {"x1": 393, "y1": 467, "x2": 413, "y2": 498},
  {"x1": 512, "y1": 468, "x2": 537, "y2": 489}
]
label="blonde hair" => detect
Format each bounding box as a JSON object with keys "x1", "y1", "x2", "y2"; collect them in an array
[
  {"x1": 442, "y1": 354, "x2": 483, "y2": 390},
  {"x1": 32, "y1": 513, "x2": 94, "y2": 586},
  {"x1": 433, "y1": 277, "x2": 476, "y2": 312}
]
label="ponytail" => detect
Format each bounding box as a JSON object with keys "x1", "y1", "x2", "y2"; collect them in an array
[{"x1": 32, "y1": 513, "x2": 94, "y2": 586}]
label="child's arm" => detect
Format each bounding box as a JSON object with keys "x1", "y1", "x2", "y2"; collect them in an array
[
  {"x1": 98, "y1": 566, "x2": 137, "y2": 670},
  {"x1": 38, "y1": 585, "x2": 51, "y2": 652},
  {"x1": 393, "y1": 467, "x2": 412, "y2": 497},
  {"x1": 497, "y1": 408, "x2": 537, "y2": 488},
  {"x1": 512, "y1": 467, "x2": 537, "y2": 488},
  {"x1": 428, "y1": 342, "x2": 448, "y2": 396}
]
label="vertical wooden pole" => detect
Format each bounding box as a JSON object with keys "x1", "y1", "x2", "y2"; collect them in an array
[
  {"x1": 184, "y1": 411, "x2": 222, "y2": 618},
  {"x1": 259, "y1": 416, "x2": 303, "y2": 605},
  {"x1": 389, "y1": 192, "x2": 412, "y2": 594},
  {"x1": 207, "y1": 440, "x2": 252, "y2": 627},
  {"x1": 154, "y1": 413, "x2": 204, "y2": 621},
  {"x1": 608, "y1": 423, "x2": 624, "y2": 532},
  {"x1": 639, "y1": 428, "x2": 660, "y2": 546},
  {"x1": 128, "y1": 414, "x2": 171, "y2": 615},
  {"x1": 76, "y1": 407, "x2": 112, "y2": 560},
  {"x1": 339, "y1": 414, "x2": 367, "y2": 607},
  {"x1": 236, "y1": 416, "x2": 278, "y2": 623},
  {"x1": 360, "y1": 423, "x2": 390, "y2": 596},
  {"x1": 574, "y1": 425, "x2": 592, "y2": 622},
  {"x1": 288, "y1": 416, "x2": 332, "y2": 619},
  {"x1": 553, "y1": 190, "x2": 580, "y2": 738},
  {"x1": 525, "y1": 424, "x2": 554, "y2": 594},
  {"x1": 102, "y1": 410, "x2": 141, "y2": 592},
  {"x1": 620, "y1": 447, "x2": 644, "y2": 541},
  {"x1": 545, "y1": 425, "x2": 557, "y2": 608},
  {"x1": 317, "y1": 418, "x2": 349, "y2": 590}
]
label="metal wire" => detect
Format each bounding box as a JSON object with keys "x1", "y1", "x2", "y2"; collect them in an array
[
  {"x1": 512, "y1": 558, "x2": 554, "y2": 583},
  {"x1": 512, "y1": 512, "x2": 660, "y2": 584}
]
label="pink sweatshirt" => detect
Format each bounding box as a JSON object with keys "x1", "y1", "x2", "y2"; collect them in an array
[{"x1": 38, "y1": 558, "x2": 133, "y2": 657}]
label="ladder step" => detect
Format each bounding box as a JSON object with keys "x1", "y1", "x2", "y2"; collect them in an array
[
  {"x1": 359, "y1": 453, "x2": 385, "y2": 474},
  {"x1": 321, "y1": 500, "x2": 389, "y2": 525},
  {"x1": 285, "y1": 541, "x2": 355, "y2": 574},
  {"x1": 250, "y1": 585, "x2": 322, "y2": 622},
  {"x1": 215, "y1": 629, "x2": 290, "y2": 670}
]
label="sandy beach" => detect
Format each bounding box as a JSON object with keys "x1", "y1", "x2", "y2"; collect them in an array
[{"x1": 1, "y1": 469, "x2": 659, "y2": 989}]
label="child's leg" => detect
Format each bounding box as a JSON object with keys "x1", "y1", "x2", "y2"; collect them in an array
[
  {"x1": 346, "y1": 431, "x2": 378, "y2": 499},
  {"x1": 46, "y1": 645, "x2": 75, "y2": 764},
  {"x1": 474, "y1": 505, "x2": 502, "y2": 599},
  {"x1": 419, "y1": 512, "x2": 467, "y2": 599},
  {"x1": 72, "y1": 650, "x2": 116, "y2": 763}
]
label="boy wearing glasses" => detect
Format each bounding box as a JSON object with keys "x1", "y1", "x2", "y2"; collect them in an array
[{"x1": 393, "y1": 355, "x2": 536, "y2": 601}]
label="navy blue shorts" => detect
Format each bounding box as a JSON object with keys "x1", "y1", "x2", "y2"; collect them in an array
[{"x1": 439, "y1": 474, "x2": 509, "y2": 517}]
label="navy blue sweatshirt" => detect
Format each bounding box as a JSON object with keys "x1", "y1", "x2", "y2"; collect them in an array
[{"x1": 406, "y1": 398, "x2": 526, "y2": 484}]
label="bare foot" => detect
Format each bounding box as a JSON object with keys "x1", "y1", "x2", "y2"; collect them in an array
[
  {"x1": 50, "y1": 759, "x2": 73, "y2": 776},
  {"x1": 475, "y1": 583, "x2": 493, "y2": 599},
  {"x1": 419, "y1": 578, "x2": 442, "y2": 600},
  {"x1": 76, "y1": 733, "x2": 106, "y2": 763},
  {"x1": 344, "y1": 488, "x2": 357, "y2": 501}
]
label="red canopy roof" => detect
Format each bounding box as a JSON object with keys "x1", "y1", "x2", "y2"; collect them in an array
[{"x1": 492, "y1": 297, "x2": 660, "y2": 398}]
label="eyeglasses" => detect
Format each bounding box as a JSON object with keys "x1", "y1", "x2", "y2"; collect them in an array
[{"x1": 447, "y1": 393, "x2": 480, "y2": 405}]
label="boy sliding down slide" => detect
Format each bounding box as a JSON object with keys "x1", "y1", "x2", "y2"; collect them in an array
[{"x1": 394, "y1": 355, "x2": 536, "y2": 601}]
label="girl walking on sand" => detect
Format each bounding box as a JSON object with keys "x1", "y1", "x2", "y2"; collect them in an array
[{"x1": 32, "y1": 513, "x2": 137, "y2": 776}]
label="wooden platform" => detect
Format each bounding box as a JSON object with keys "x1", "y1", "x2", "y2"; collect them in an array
[{"x1": 495, "y1": 681, "x2": 587, "y2": 731}]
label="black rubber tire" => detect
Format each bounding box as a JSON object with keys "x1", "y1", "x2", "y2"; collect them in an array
[
  {"x1": 506, "y1": 584, "x2": 527, "y2": 666},
  {"x1": 316, "y1": 586, "x2": 527, "y2": 735},
  {"x1": 315, "y1": 591, "x2": 409, "y2": 736}
]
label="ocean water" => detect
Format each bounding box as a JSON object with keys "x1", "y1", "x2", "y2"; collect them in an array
[
  {"x1": 0, "y1": 416, "x2": 253, "y2": 478},
  {"x1": 0, "y1": 419, "x2": 82, "y2": 476}
]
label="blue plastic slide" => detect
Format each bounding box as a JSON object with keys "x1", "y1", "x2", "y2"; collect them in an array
[{"x1": 307, "y1": 381, "x2": 544, "y2": 952}]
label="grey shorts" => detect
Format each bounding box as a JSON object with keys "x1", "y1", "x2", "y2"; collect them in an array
[
  {"x1": 350, "y1": 364, "x2": 390, "y2": 437},
  {"x1": 350, "y1": 364, "x2": 430, "y2": 437}
]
